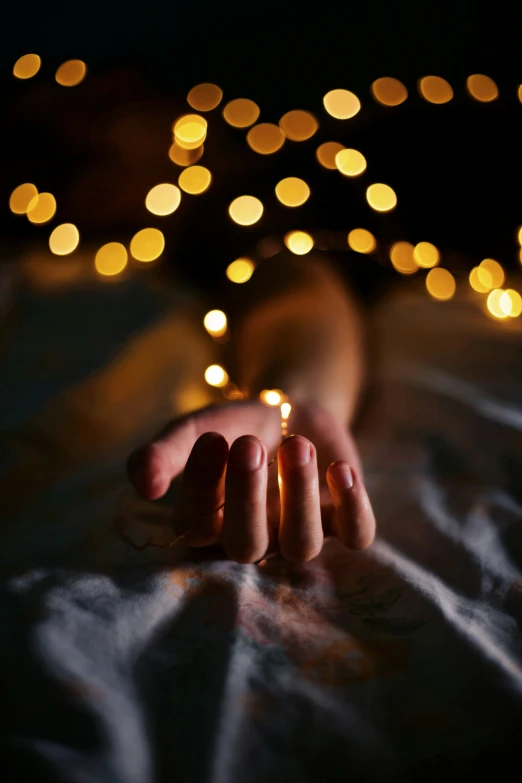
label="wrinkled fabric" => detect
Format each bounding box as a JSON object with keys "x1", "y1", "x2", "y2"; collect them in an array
[{"x1": 1, "y1": 277, "x2": 522, "y2": 782}]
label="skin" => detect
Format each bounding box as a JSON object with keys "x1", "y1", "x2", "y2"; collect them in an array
[{"x1": 128, "y1": 254, "x2": 376, "y2": 563}]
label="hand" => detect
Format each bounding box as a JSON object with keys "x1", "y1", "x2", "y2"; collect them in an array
[{"x1": 128, "y1": 400, "x2": 375, "y2": 563}]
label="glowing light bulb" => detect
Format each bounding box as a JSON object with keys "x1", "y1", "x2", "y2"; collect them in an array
[
  {"x1": 247, "y1": 123, "x2": 285, "y2": 154},
  {"x1": 418, "y1": 75, "x2": 453, "y2": 104},
  {"x1": 426, "y1": 268, "x2": 456, "y2": 300},
  {"x1": 469, "y1": 267, "x2": 491, "y2": 293},
  {"x1": 316, "y1": 141, "x2": 345, "y2": 169},
  {"x1": 145, "y1": 184, "x2": 181, "y2": 215},
  {"x1": 487, "y1": 289, "x2": 508, "y2": 318},
  {"x1": 501, "y1": 289, "x2": 522, "y2": 317},
  {"x1": 95, "y1": 243, "x2": 128, "y2": 276},
  {"x1": 228, "y1": 195, "x2": 263, "y2": 225},
  {"x1": 260, "y1": 389, "x2": 283, "y2": 406},
  {"x1": 479, "y1": 258, "x2": 504, "y2": 289},
  {"x1": 348, "y1": 228, "x2": 376, "y2": 254},
  {"x1": 26, "y1": 193, "x2": 56, "y2": 224},
  {"x1": 205, "y1": 365, "x2": 228, "y2": 387},
  {"x1": 55, "y1": 59, "x2": 87, "y2": 86},
  {"x1": 323, "y1": 89, "x2": 361, "y2": 119},
  {"x1": 284, "y1": 231, "x2": 314, "y2": 255},
  {"x1": 226, "y1": 258, "x2": 255, "y2": 283},
  {"x1": 279, "y1": 110, "x2": 318, "y2": 141},
  {"x1": 281, "y1": 402, "x2": 292, "y2": 420},
  {"x1": 9, "y1": 183, "x2": 38, "y2": 214},
  {"x1": 173, "y1": 114, "x2": 207, "y2": 149},
  {"x1": 13, "y1": 53, "x2": 41, "y2": 79},
  {"x1": 335, "y1": 148, "x2": 367, "y2": 176},
  {"x1": 413, "y1": 242, "x2": 440, "y2": 268},
  {"x1": 223, "y1": 98, "x2": 260, "y2": 128},
  {"x1": 275, "y1": 177, "x2": 310, "y2": 207},
  {"x1": 366, "y1": 183, "x2": 397, "y2": 212},
  {"x1": 130, "y1": 228, "x2": 165, "y2": 262},
  {"x1": 178, "y1": 165, "x2": 212, "y2": 194},
  {"x1": 390, "y1": 241, "x2": 418, "y2": 274},
  {"x1": 203, "y1": 309, "x2": 227, "y2": 336},
  {"x1": 371, "y1": 77, "x2": 408, "y2": 106},
  {"x1": 49, "y1": 223, "x2": 80, "y2": 255},
  {"x1": 466, "y1": 74, "x2": 498, "y2": 102},
  {"x1": 168, "y1": 142, "x2": 204, "y2": 167},
  {"x1": 187, "y1": 83, "x2": 223, "y2": 111}
]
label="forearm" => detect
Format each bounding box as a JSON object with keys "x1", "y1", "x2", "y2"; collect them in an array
[{"x1": 232, "y1": 253, "x2": 366, "y2": 425}]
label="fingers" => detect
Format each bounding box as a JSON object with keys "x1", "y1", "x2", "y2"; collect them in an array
[
  {"x1": 174, "y1": 432, "x2": 229, "y2": 546},
  {"x1": 278, "y1": 435, "x2": 323, "y2": 562},
  {"x1": 326, "y1": 461, "x2": 376, "y2": 550},
  {"x1": 221, "y1": 436, "x2": 269, "y2": 563}
]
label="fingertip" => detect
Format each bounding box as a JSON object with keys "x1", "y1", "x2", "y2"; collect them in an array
[
  {"x1": 327, "y1": 463, "x2": 376, "y2": 550},
  {"x1": 128, "y1": 443, "x2": 170, "y2": 500}
]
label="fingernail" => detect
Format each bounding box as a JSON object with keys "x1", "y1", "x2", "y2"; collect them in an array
[
  {"x1": 195, "y1": 432, "x2": 227, "y2": 467},
  {"x1": 230, "y1": 437, "x2": 263, "y2": 470},
  {"x1": 330, "y1": 461, "x2": 354, "y2": 491},
  {"x1": 281, "y1": 435, "x2": 311, "y2": 466}
]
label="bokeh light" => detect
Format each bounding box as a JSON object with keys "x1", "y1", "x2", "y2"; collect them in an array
[
  {"x1": 145, "y1": 183, "x2": 181, "y2": 215},
  {"x1": 413, "y1": 241, "x2": 440, "y2": 268},
  {"x1": 178, "y1": 165, "x2": 212, "y2": 194},
  {"x1": 130, "y1": 228, "x2": 165, "y2": 262},
  {"x1": 205, "y1": 364, "x2": 229, "y2": 387},
  {"x1": 275, "y1": 177, "x2": 310, "y2": 207},
  {"x1": 55, "y1": 59, "x2": 87, "y2": 87},
  {"x1": 284, "y1": 231, "x2": 314, "y2": 255},
  {"x1": 501, "y1": 289, "x2": 522, "y2": 317},
  {"x1": 26, "y1": 193, "x2": 56, "y2": 224},
  {"x1": 479, "y1": 258, "x2": 504, "y2": 288},
  {"x1": 173, "y1": 114, "x2": 207, "y2": 149},
  {"x1": 487, "y1": 289, "x2": 507, "y2": 318},
  {"x1": 323, "y1": 89, "x2": 361, "y2": 119},
  {"x1": 469, "y1": 267, "x2": 491, "y2": 293},
  {"x1": 203, "y1": 309, "x2": 227, "y2": 336},
  {"x1": 187, "y1": 83, "x2": 223, "y2": 111},
  {"x1": 426, "y1": 268, "x2": 456, "y2": 300},
  {"x1": 168, "y1": 142, "x2": 204, "y2": 167},
  {"x1": 13, "y1": 54, "x2": 41, "y2": 79},
  {"x1": 228, "y1": 195, "x2": 263, "y2": 225},
  {"x1": 316, "y1": 141, "x2": 345, "y2": 169},
  {"x1": 49, "y1": 223, "x2": 80, "y2": 255},
  {"x1": 223, "y1": 98, "x2": 260, "y2": 128},
  {"x1": 335, "y1": 148, "x2": 367, "y2": 176},
  {"x1": 247, "y1": 123, "x2": 285, "y2": 154},
  {"x1": 279, "y1": 110, "x2": 318, "y2": 141},
  {"x1": 366, "y1": 183, "x2": 397, "y2": 212},
  {"x1": 260, "y1": 389, "x2": 283, "y2": 406},
  {"x1": 466, "y1": 74, "x2": 498, "y2": 102},
  {"x1": 226, "y1": 258, "x2": 255, "y2": 283},
  {"x1": 518, "y1": 85, "x2": 522, "y2": 104},
  {"x1": 371, "y1": 77, "x2": 408, "y2": 106},
  {"x1": 418, "y1": 75, "x2": 453, "y2": 104},
  {"x1": 9, "y1": 183, "x2": 38, "y2": 214},
  {"x1": 95, "y1": 243, "x2": 128, "y2": 276},
  {"x1": 348, "y1": 228, "x2": 376, "y2": 254},
  {"x1": 518, "y1": 226, "x2": 522, "y2": 246},
  {"x1": 390, "y1": 241, "x2": 418, "y2": 274}
]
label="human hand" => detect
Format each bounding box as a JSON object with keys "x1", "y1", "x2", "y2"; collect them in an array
[{"x1": 128, "y1": 400, "x2": 375, "y2": 563}]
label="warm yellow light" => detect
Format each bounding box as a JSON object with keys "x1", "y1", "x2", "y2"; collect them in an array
[
  {"x1": 173, "y1": 115, "x2": 207, "y2": 149},
  {"x1": 95, "y1": 243, "x2": 128, "y2": 276},
  {"x1": 316, "y1": 141, "x2": 345, "y2": 169},
  {"x1": 323, "y1": 89, "x2": 361, "y2": 119},
  {"x1": 260, "y1": 389, "x2": 283, "y2": 406},
  {"x1": 130, "y1": 228, "x2": 165, "y2": 262},
  {"x1": 426, "y1": 268, "x2": 456, "y2": 300},
  {"x1": 228, "y1": 195, "x2": 263, "y2": 226},
  {"x1": 501, "y1": 289, "x2": 522, "y2": 317},
  {"x1": 49, "y1": 223, "x2": 80, "y2": 255},
  {"x1": 246, "y1": 123, "x2": 286, "y2": 154},
  {"x1": 413, "y1": 242, "x2": 440, "y2": 268},
  {"x1": 145, "y1": 183, "x2": 181, "y2": 215},
  {"x1": 279, "y1": 110, "x2": 318, "y2": 141},
  {"x1": 466, "y1": 74, "x2": 498, "y2": 102},
  {"x1": 335, "y1": 148, "x2": 367, "y2": 176},
  {"x1": 469, "y1": 267, "x2": 491, "y2": 293},
  {"x1": 187, "y1": 83, "x2": 223, "y2": 111},
  {"x1": 371, "y1": 77, "x2": 408, "y2": 106},
  {"x1": 26, "y1": 193, "x2": 56, "y2": 224},
  {"x1": 203, "y1": 309, "x2": 227, "y2": 336},
  {"x1": 487, "y1": 289, "x2": 508, "y2": 318},
  {"x1": 226, "y1": 258, "x2": 255, "y2": 283},
  {"x1": 178, "y1": 165, "x2": 212, "y2": 195},
  {"x1": 518, "y1": 226, "x2": 522, "y2": 246},
  {"x1": 275, "y1": 177, "x2": 310, "y2": 207},
  {"x1": 366, "y1": 183, "x2": 397, "y2": 212},
  {"x1": 9, "y1": 183, "x2": 38, "y2": 214},
  {"x1": 55, "y1": 59, "x2": 87, "y2": 87},
  {"x1": 13, "y1": 54, "x2": 41, "y2": 79},
  {"x1": 519, "y1": 85, "x2": 522, "y2": 104},
  {"x1": 348, "y1": 228, "x2": 376, "y2": 254},
  {"x1": 168, "y1": 142, "x2": 204, "y2": 167},
  {"x1": 390, "y1": 241, "x2": 418, "y2": 275},
  {"x1": 284, "y1": 231, "x2": 314, "y2": 255},
  {"x1": 205, "y1": 364, "x2": 229, "y2": 387},
  {"x1": 418, "y1": 75, "x2": 453, "y2": 104},
  {"x1": 281, "y1": 402, "x2": 292, "y2": 420},
  {"x1": 222, "y1": 98, "x2": 260, "y2": 128},
  {"x1": 479, "y1": 258, "x2": 504, "y2": 289}
]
